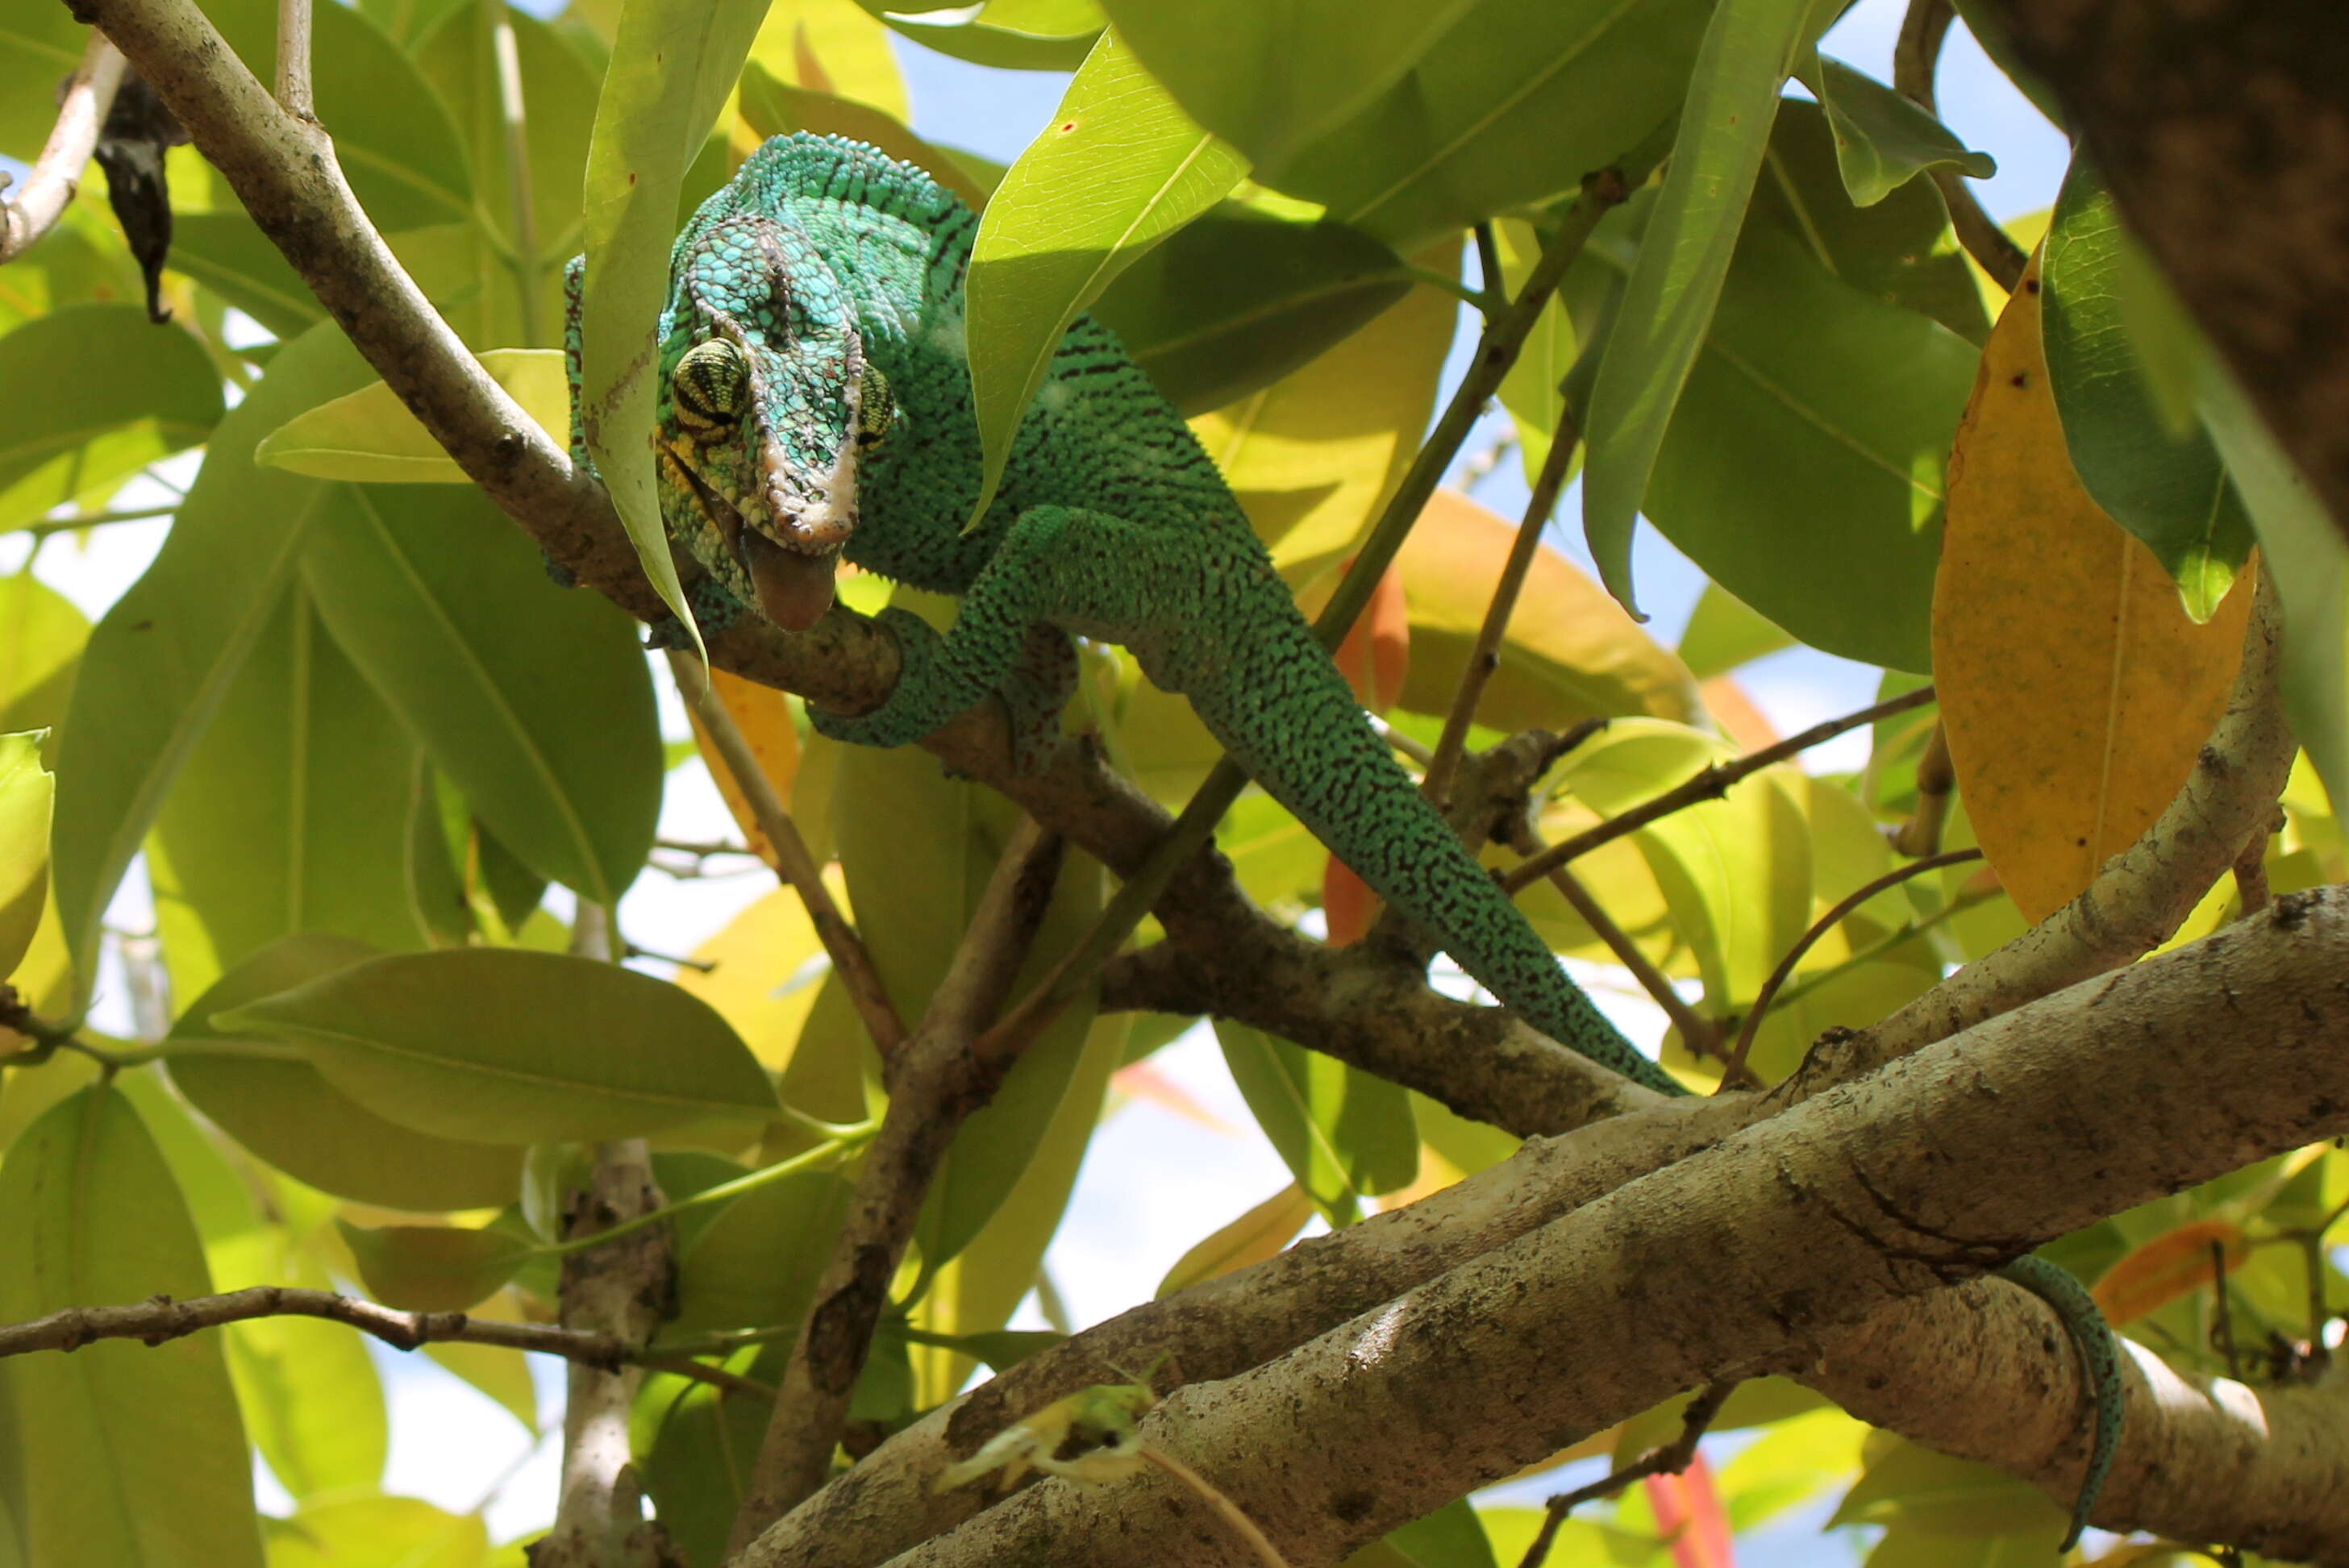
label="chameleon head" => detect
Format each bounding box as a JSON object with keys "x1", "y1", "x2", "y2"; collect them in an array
[{"x1": 657, "y1": 244, "x2": 898, "y2": 631}]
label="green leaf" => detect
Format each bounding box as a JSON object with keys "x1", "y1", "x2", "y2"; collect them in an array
[
  {"x1": 167, "y1": 934, "x2": 525, "y2": 1211},
  {"x1": 1089, "y1": 202, "x2": 1412, "y2": 415},
  {"x1": 1559, "y1": 721, "x2": 1812, "y2": 1015},
  {"x1": 1264, "y1": 0, "x2": 1714, "y2": 247},
  {"x1": 879, "y1": 11, "x2": 1099, "y2": 69},
  {"x1": 210, "y1": 1237, "x2": 389, "y2": 1501},
  {"x1": 0, "y1": 572, "x2": 88, "y2": 744},
  {"x1": 1386, "y1": 1498, "x2": 1498, "y2": 1568},
  {"x1": 256, "y1": 349, "x2": 570, "y2": 482},
  {"x1": 214, "y1": 947, "x2": 778, "y2": 1143},
  {"x1": 1581, "y1": 0, "x2": 1814, "y2": 617},
  {"x1": 0, "y1": 734, "x2": 51, "y2": 980},
  {"x1": 2196, "y1": 362, "x2": 2349, "y2": 809},
  {"x1": 264, "y1": 1493, "x2": 490, "y2": 1568},
  {"x1": 965, "y1": 31, "x2": 1249, "y2": 520},
  {"x1": 1216, "y1": 1020, "x2": 1417, "y2": 1227},
  {"x1": 1807, "y1": 55, "x2": 1993, "y2": 207},
  {"x1": 151, "y1": 583, "x2": 431, "y2": 975},
  {"x1": 2043, "y1": 153, "x2": 2255, "y2": 622},
  {"x1": 0, "y1": 11, "x2": 88, "y2": 161},
  {"x1": 668, "y1": 1162, "x2": 853, "y2": 1333},
  {"x1": 575, "y1": 0, "x2": 771, "y2": 656},
  {"x1": 909, "y1": 1012, "x2": 1126, "y2": 1403},
  {"x1": 635, "y1": 1343, "x2": 785, "y2": 1568},
  {"x1": 339, "y1": 1219, "x2": 531, "y2": 1312},
  {"x1": 826, "y1": 692, "x2": 1107, "y2": 1274},
  {"x1": 169, "y1": 210, "x2": 326, "y2": 339},
  {"x1": 1676, "y1": 583, "x2": 1793, "y2": 679},
  {"x1": 1589, "y1": 220, "x2": 1976, "y2": 672},
  {"x1": 0, "y1": 304, "x2": 223, "y2": 530},
  {"x1": 201, "y1": 0, "x2": 473, "y2": 232},
  {"x1": 735, "y1": 66, "x2": 994, "y2": 213},
  {"x1": 51, "y1": 323, "x2": 369, "y2": 983},
  {"x1": 0, "y1": 1088, "x2": 263, "y2": 1568},
  {"x1": 1831, "y1": 1437, "x2": 2068, "y2": 1541},
  {"x1": 1097, "y1": 0, "x2": 1477, "y2": 171},
  {"x1": 299, "y1": 482, "x2": 661, "y2": 908},
  {"x1": 1749, "y1": 100, "x2": 1990, "y2": 345}
]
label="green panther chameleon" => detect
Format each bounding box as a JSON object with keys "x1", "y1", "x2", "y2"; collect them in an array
[{"x1": 564, "y1": 131, "x2": 2121, "y2": 1547}]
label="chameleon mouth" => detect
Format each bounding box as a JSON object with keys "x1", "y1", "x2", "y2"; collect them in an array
[{"x1": 735, "y1": 523, "x2": 839, "y2": 632}]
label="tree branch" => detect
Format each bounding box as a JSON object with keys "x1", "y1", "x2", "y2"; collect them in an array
[
  {"x1": 0, "y1": 31, "x2": 124, "y2": 264},
  {"x1": 727, "y1": 818, "x2": 1068, "y2": 1549},
  {"x1": 827, "y1": 889, "x2": 2349, "y2": 1568},
  {"x1": 1811, "y1": 569, "x2": 2291, "y2": 1081}
]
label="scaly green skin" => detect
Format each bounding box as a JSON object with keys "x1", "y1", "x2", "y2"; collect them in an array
[{"x1": 565, "y1": 134, "x2": 2121, "y2": 1541}]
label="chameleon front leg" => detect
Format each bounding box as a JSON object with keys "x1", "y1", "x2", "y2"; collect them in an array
[{"x1": 810, "y1": 505, "x2": 1110, "y2": 771}]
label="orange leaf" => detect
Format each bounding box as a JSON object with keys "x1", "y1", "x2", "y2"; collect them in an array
[
  {"x1": 2092, "y1": 1217, "x2": 2247, "y2": 1325},
  {"x1": 1332, "y1": 561, "x2": 1411, "y2": 713},
  {"x1": 1155, "y1": 1185, "x2": 1316, "y2": 1299},
  {"x1": 1644, "y1": 1454, "x2": 1735, "y2": 1568},
  {"x1": 1698, "y1": 674, "x2": 1777, "y2": 752},
  {"x1": 1935, "y1": 253, "x2": 2254, "y2": 923},
  {"x1": 1110, "y1": 1059, "x2": 1237, "y2": 1136},
  {"x1": 688, "y1": 667, "x2": 802, "y2": 871},
  {"x1": 1391, "y1": 489, "x2": 1700, "y2": 732},
  {"x1": 1321, "y1": 855, "x2": 1378, "y2": 947}
]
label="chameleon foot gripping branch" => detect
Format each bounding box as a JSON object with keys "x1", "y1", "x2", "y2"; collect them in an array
[{"x1": 566, "y1": 131, "x2": 2122, "y2": 1545}]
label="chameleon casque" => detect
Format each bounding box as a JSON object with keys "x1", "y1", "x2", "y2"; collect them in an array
[{"x1": 566, "y1": 132, "x2": 2119, "y2": 1546}]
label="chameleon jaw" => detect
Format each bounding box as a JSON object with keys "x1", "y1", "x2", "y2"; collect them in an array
[{"x1": 661, "y1": 439, "x2": 845, "y2": 631}]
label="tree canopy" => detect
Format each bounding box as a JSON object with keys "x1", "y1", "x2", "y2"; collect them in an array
[{"x1": 2, "y1": 2, "x2": 2347, "y2": 1566}]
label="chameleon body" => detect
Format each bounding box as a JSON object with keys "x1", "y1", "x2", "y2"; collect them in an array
[{"x1": 564, "y1": 133, "x2": 2118, "y2": 1545}]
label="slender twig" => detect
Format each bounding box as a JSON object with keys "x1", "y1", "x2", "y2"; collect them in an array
[
  {"x1": 274, "y1": 0, "x2": 312, "y2": 119},
  {"x1": 0, "y1": 33, "x2": 126, "y2": 264},
  {"x1": 730, "y1": 818, "x2": 1067, "y2": 1548},
  {"x1": 1516, "y1": 1382, "x2": 1735, "y2": 1568},
  {"x1": 1504, "y1": 686, "x2": 1940, "y2": 895},
  {"x1": 1512, "y1": 834, "x2": 1719, "y2": 1059},
  {"x1": 668, "y1": 650, "x2": 909, "y2": 1061},
  {"x1": 2212, "y1": 1239, "x2": 2243, "y2": 1381},
  {"x1": 1367, "y1": 711, "x2": 1434, "y2": 767},
  {"x1": 1471, "y1": 220, "x2": 1506, "y2": 317},
  {"x1": 0, "y1": 1284, "x2": 762, "y2": 1395},
  {"x1": 1893, "y1": 0, "x2": 2026, "y2": 290},
  {"x1": 1424, "y1": 399, "x2": 1583, "y2": 809},
  {"x1": 11, "y1": 503, "x2": 181, "y2": 536},
  {"x1": 489, "y1": 4, "x2": 539, "y2": 346},
  {"x1": 1721, "y1": 848, "x2": 1981, "y2": 1086},
  {"x1": 1139, "y1": 1442, "x2": 1291, "y2": 1568},
  {"x1": 656, "y1": 836, "x2": 758, "y2": 859},
  {"x1": 1890, "y1": 719, "x2": 1954, "y2": 857}
]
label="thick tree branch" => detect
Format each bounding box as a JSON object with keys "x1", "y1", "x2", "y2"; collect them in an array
[
  {"x1": 0, "y1": 31, "x2": 123, "y2": 264},
  {"x1": 1964, "y1": 0, "x2": 2349, "y2": 541},
  {"x1": 842, "y1": 890, "x2": 2349, "y2": 1568}
]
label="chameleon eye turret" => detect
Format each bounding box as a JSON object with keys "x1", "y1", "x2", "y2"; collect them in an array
[
  {"x1": 673, "y1": 339, "x2": 751, "y2": 430},
  {"x1": 856, "y1": 363, "x2": 895, "y2": 449}
]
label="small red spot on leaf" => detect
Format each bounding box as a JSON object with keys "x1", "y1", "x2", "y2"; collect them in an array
[{"x1": 1059, "y1": 120, "x2": 1079, "y2": 134}]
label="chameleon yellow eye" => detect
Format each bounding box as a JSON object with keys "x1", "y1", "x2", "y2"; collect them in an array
[
  {"x1": 856, "y1": 363, "x2": 895, "y2": 448},
  {"x1": 673, "y1": 339, "x2": 750, "y2": 429}
]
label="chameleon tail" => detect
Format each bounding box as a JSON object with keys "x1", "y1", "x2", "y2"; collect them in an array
[
  {"x1": 1185, "y1": 609, "x2": 1685, "y2": 1098},
  {"x1": 1995, "y1": 1254, "x2": 2122, "y2": 1550}
]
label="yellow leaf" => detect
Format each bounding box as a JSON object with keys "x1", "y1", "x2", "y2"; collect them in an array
[
  {"x1": 1156, "y1": 1184, "x2": 1316, "y2": 1299},
  {"x1": 740, "y1": 0, "x2": 909, "y2": 131},
  {"x1": 687, "y1": 666, "x2": 802, "y2": 871},
  {"x1": 1380, "y1": 489, "x2": 1701, "y2": 731},
  {"x1": 1191, "y1": 254, "x2": 1457, "y2": 578},
  {"x1": 1935, "y1": 253, "x2": 2255, "y2": 924},
  {"x1": 676, "y1": 881, "x2": 836, "y2": 1071},
  {"x1": 254, "y1": 350, "x2": 568, "y2": 483},
  {"x1": 2091, "y1": 1217, "x2": 2246, "y2": 1325}
]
